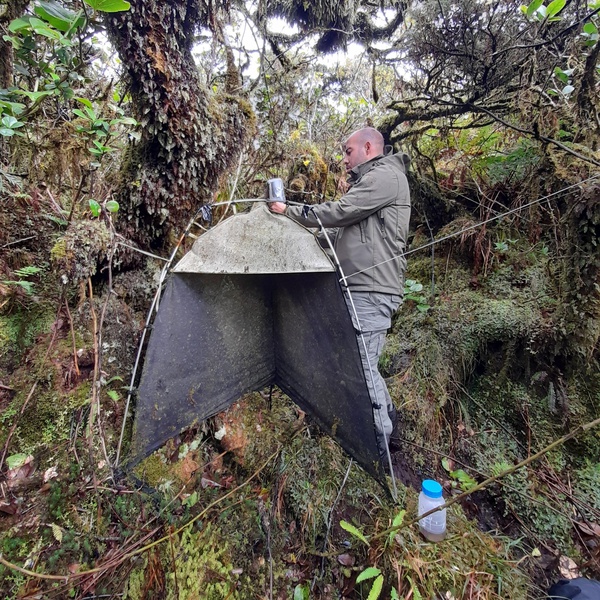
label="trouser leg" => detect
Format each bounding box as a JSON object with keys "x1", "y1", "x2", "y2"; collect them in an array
[
  {"x1": 358, "y1": 329, "x2": 393, "y2": 445},
  {"x1": 345, "y1": 291, "x2": 401, "y2": 450}
]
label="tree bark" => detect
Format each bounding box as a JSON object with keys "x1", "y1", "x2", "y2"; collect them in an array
[
  {"x1": 0, "y1": 0, "x2": 29, "y2": 89},
  {"x1": 105, "y1": 0, "x2": 254, "y2": 250}
]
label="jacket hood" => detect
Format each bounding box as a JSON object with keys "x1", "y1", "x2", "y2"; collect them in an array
[
  {"x1": 380, "y1": 150, "x2": 411, "y2": 173},
  {"x1": 349, "y1": 151, "x2": 411, "y2": 182}
]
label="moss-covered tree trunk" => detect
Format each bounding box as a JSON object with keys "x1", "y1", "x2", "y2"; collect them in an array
[
  {"x1": 105, "y1": 0, "x2": 254, "y2": 250},
  {"x1": 0, "y1": 0, "x2": 29, "y2": 89}
]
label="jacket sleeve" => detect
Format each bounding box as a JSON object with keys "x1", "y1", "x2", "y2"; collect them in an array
[{"x1": 286, "y1": 170, "x2": 400, "y2": 228}]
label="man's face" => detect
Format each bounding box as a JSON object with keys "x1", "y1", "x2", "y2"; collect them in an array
[{"x1": 342, "y1": 133, "x2": 369, "y2": 172}]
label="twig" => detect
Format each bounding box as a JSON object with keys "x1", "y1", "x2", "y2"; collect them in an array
[
  {"x1": 92, "y1": 234, "x2": 117, "y2": 472},
  {"x1": 64, "y1": 297, "x2": 80, "y2": 378},
  {"x1": 372, "y1": 414, "x2": 600, "y2": 542},
  {"x1": 1, "y1": 235, "x2": 37, "y2": 248},
  {"x1": 0, "y1": 384, "x2": 15, "y2": 391},
  {"x1": 115, "y1": 240, "x2": 169, "y2": 262},
  {"x1": 168, "y1": 526, "x2": 179, "y2": 598},
  {"x1": 315, "y1": 459, "x2": 354, "y2": 585},
  {"x1": 0, "y1": 445, "x2": 282, "y2": 583},
  {"x1": 45, "y1": 188, "x2": 64, "y2": 216},
  {"x1": 86, "y1": 278, "x2": 99, "y2": 440},
  {"x1": 470, "y1": 104, "x2": 600, "y2": 168},
  {"x1": 216, "y1": 151, "x2": 245, "y2": 226},
  {"x1": 399, "y1": 437, "x2": 590, "y2": 530},
  {"x1": 67, "y1": 172, "x2": 87, "y2": 224}
]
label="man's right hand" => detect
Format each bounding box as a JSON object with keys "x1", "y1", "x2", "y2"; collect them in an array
[{"x1": 269, "y1": 202, "x2": 286, "y2": 214}]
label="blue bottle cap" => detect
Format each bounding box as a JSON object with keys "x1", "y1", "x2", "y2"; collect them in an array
[{"x1": 422, "y1": 479, "x2": 443, "y2": 499}]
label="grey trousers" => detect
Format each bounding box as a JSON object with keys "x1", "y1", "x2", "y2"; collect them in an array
[{"x1": 345, "y1": 291, "x2": 401, "y2": 449}]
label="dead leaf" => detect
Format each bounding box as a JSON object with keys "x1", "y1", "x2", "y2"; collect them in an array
[
  {"x1": 337, "y1": 553, "x2": 355, "y2": 566},
  {"x1": 177, "y1": 453, "x2": 199, "y2": 482},
  {"x1": 558, "y1": 555, "x2": 580, "y2": 579},
  {"x1": 0, "y1": 500, "x2": 18, "y2": 515},
  {"x1": 43, "y1": 466, "x2": 58, "y2": 483},
  {"x1": 201, "y1": 476, "x2": 221, "y2": 489},
  {"x1": 574, "y1": 521, "x2": 600, "y2": 537},
  {"x1": 7, "y1": 455, "x2": 35, "y2": 482}
]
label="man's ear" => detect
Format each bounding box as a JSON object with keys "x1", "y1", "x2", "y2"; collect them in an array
[{"x1": 364, "y1": 141, "x2": 372, "y2": 155}]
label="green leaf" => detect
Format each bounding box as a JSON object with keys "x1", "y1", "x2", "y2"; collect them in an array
[
  {"x1": 554, "y1": 67, "x2": 569, "y2": 83},
  {"x1": 107, "y1": 390, "x2": 119, "y2": 401},
  {"x1": 407, "y1": 576, "x2": 423, "y2": 600},
  {"x1": 12, "y1": 280, "x2": 34, "y2": 293},
  {"x1": 2, "y1": 116, "x2": 23, "y2": 128},
  {"x1": 183, "y1": 491, "x2": 198, "y2": 508},
  {"x1": 84, "y1": 106, "x2": 97, "y2": 120},
  {"x1": 2, "y1": 34, "x2": 23, "y2": 51},
  {"x1": 14, "y1": 266, "x2": 41, "y2": 277},
  {"x1": 115, "y1": 116, "x2": 138, "y2": 126},
  {"x1": 340, "y1": 520, "x2": 369, "y2": 545},
  {"x1": 391, "y1": 588, "x2": 400, "y2": 600},
  {"x1": 89, "y1": 140, "x2": 113, "y2": 153},
  {"x1": 546, "y1": 0, "x2": 566, "y2": 17},
  {"x1": 388, "y1": 510, "x2": 406, "y2": 544},
  {"x1": 83, "y1": 0, "x2": 131, "y2": 12},
  {"x1": 14, "y1": 89, "x2": 53, "y2": 102},
  {"x1": 526, "y1": 0, "x2": 543, "y2": 17},
  {"x1": 105, "y1": 200, "x2": 119, "y2": 213},
  {"x1": 6, "y1": 453, "x2": 29, "y2": 469},
  {"x1": 583, "y1": 22, "x2": 598, "y2": 34},
  {"x1": 34, "y1": 1, "x2": 84, "y2": 32},
  {"x1": 356, "y1": 567, "x2": 381, "y2": 583},
  {"x1": 367, "y1": 575, "x2": 383, "y2": 600},
  {"x1": 8, "y1": 17, "x2": 32, "y2": 33},
  {"x1": 73, "y1": 108, "x2": 90, "y2": 120},
  {"x1": 450, "y1": 468, "x2": 477, "y2": 490},
  {"x1": 293, "y1": 583, "x2": 310, "y2": 600},
  {"x1": 45, "y1": 214, "x2": 68, "y2": 226},
  {"x1": 75, "y1": 97, "x2": 94, "y2": 109},
  {"x1": 0, "y1": 127, "x2": 15, "y2": 137},
  {"x1": 51, "y1": 523, "x2": 63, "y2": 543},
  {"x1": 0, "y1": 100, "x2": 26, "y2": 115},
  {"x1": 28, "y1": 17, "x2": 61, "y2": 38},
  {"x1": 89, "y1": 199, "x2": 101, "y2": 217}
]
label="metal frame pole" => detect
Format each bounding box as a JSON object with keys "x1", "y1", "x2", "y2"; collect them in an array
[{"x1": 309, "y1": 209, "x2": 398, "y2": 500}]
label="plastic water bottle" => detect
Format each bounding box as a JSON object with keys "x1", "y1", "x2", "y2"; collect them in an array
[{"x1": 418, "y1": 480, "x2": 446, "y2": 542}]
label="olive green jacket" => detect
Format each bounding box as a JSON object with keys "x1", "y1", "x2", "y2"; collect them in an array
[{"x1": 285, "y1": 151, "x2": 411, "y2": 295}]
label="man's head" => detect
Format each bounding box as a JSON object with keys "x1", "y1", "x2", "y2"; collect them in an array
[{"x1": 342, "y1": 127, "x2": 385, "y2": 172}]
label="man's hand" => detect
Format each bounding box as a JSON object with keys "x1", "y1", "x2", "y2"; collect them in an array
[{"x1": 269, "y1": 202, "x2": 286, "y2": 214}]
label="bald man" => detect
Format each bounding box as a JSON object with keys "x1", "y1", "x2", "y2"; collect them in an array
[{"x1": 269, "y1": 127, "x2": 411, "y2": 464}]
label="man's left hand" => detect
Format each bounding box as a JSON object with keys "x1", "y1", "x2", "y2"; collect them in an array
[{"x1": 269, "y1": 202, "x2": 286, "y2": 214}]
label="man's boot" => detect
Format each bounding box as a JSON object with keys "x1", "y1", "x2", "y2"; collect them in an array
[
  {"x1": 388, "y1": 406, "x2": 402, "y2": 452},
  {"x1": 377, "y1": 433, "x2": 393, "y2": 474}
]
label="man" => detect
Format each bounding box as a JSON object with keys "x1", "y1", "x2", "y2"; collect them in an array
[{"x1": 269, "y1": 127, "x2": 411, "y2": 459}]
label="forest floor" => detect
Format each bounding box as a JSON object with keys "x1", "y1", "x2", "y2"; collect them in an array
[{"x1": 1, "y1": 192, "x2": 600, "y2": 599}]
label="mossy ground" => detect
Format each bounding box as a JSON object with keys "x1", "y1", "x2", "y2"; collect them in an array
[
  {"x1": 121, "y1": 391, "x2": 534, "y2": 599},
  {"x1": 383, "y1": 231, "x2": 600, "y2": 580}
]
